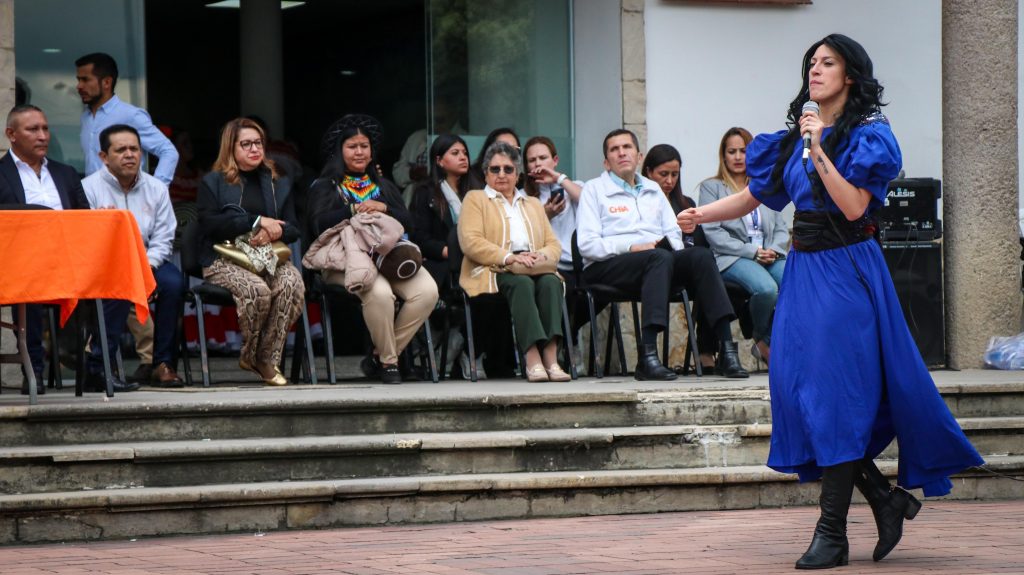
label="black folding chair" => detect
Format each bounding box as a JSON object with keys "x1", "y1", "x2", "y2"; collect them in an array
[
  {"x1": 569, "y1": 232, "x2": 701, "y2": 377},
  {"x1": 179, "y1": 220, "x2": 317, "y2": 387}
]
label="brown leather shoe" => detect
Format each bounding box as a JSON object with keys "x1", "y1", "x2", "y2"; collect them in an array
[{"x1": 150, "y1": 362, "x2": 185, "y2": 388}]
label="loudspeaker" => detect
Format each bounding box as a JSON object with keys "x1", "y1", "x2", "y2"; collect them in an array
[
  {"x1": 879, "y1": 178, "x2": 942, "y2": 241},
  {"x1": 881, "y1": 241, "x2": 945, "y2": 366}
]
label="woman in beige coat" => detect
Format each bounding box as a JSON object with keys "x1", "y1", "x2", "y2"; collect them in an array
[{"x1": 457, "y1": 142, "x2": 568, "y2": 382}]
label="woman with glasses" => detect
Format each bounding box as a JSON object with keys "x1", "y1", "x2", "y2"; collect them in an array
[
  {"x1": 698, "y1": 127, "x2": 788, "y2": 365},
  {"x1": 308, "y1": 114, "x2": 438, "y2": 385},
  {"x1": 197, "y1": 117, "x2": 304, "y2": 386},
  {"x1": 457, "y1": 141, "x2": 569, "y2": 382}
]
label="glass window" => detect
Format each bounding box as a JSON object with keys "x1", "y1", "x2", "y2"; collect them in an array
[
  {"x1": 427, "y1": 0, "x2": 574, "y2": 177},
  {"x1": 14, "y1": 0, "x2": 146, "y2": 172}
]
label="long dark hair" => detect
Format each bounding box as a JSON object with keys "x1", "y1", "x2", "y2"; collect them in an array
[
  {"x1": 471, "y1": 127, "x2": 520, "y2": 174},
  {"x1": 641, "y1": 143, "x2": 686, "y2": 211},
  {"x1": 429, "y1": 133, "x2": 470, "y2": 220},
  {"x1": 769, "y1": 34, "x2": 885, "y2": 205},
  {"x1": 319, "y1": 125, "x2": 380, "y2": 185}
]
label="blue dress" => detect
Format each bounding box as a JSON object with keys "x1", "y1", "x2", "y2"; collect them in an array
[{"x1": 747, "y1": 116, "x2": 983, "y2": 497}]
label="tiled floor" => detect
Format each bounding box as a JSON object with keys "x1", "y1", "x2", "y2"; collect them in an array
[{"x1": 1, "y1": 500, "x2": 1022, "y2": 574}]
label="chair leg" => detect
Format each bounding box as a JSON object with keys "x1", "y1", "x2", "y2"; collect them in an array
[
  {"x1": 95, "y1": 300, "x2": 115, "y2": 398},
  {"x1": 438, "y1": 312, "x2": 450, "y2": 381},
  {"x1": 561, "y1": 296, "x2": 577, "y2": 380},
  {"x1": 195, "y1": 297, "x2": 211, "y2": 387},
  {"x1": 76, "y1": 316, "x2": 87, "y2": 397},
  {"x1": 463, "y1": 292, "x2": 477, "y2": 382},
  {"x1": 604, "y1": 303, "x2": 616, "y2": 376},
  {"x1": 320, "y1": 292, "x2": 336, "y2": 384},
  {"x1": 290, "y1": 316, "x2": 304, "y2": 383},
  {"x1": 630, "y1": 301, "x2": 643, "y2": 365},
  {"x1": 421, "y1": 322, "x2": 439, "y2": 383},
  {"x1": 614, "y1": 303, "x2": 628, "y2": 376},
  {"x1": 509, "y1": 316, "x2": 524, "y2": 379},
  {"x1": 180, "y1": 301, "x2": 193, "y2": 386},
  {"x1": 681, "y1": 290, "x2": 702, "y2": 377},
  {"x1": 47, "y1": 307, "x2": 61, "y2": 389},
  {"x1": 585, "y1": 292, "x2": 602, "y2": 378},
  {"x1": 300, "y1": 304, "x2": 317, "y2": 385}
]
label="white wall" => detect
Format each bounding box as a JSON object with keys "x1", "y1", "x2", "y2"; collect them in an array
[{"x1": 645, "y1": 0, "x2": 942, "y2": 206}]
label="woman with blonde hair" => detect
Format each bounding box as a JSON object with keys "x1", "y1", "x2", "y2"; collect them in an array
[
  {"x1": 197, "y1": 117, "x2": 304, "y2": 386},
  {"x1": 699, "y1": 127, "x2": 789, "y2": 364}
]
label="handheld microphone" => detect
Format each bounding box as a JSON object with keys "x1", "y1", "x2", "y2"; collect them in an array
[{"x1": 801, "y1": 100, "x2": 820, "y2": 166}]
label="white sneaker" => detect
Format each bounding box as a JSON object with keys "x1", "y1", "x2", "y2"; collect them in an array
[{"x1": 459, "y1": 351, "x2": 487, "y2": 380}]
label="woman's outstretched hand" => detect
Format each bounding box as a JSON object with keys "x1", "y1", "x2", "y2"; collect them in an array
[{"x1": 677, "y1": 207, "x2": 702, "y2": 234}]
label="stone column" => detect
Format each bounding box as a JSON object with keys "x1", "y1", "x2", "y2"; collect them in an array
[
  {"x1": 0, "y1": 0, "x2": 14, "y2": 156},
  {"x1": 621, "y1": 0, "x2": 646, "y2": 150},
  {"x1": 1, "y1": 0, "x2": 15, "y2": 386},
  {"x1": 240, "y1": 0, "x2": 284, "y2": 137},
  {"x1": 943, "y1": 0, "x2": 1020, "y2": 368}
]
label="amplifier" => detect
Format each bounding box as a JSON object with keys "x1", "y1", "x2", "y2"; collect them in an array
[
  {"x1": 878, "y1": 178, "x2": 942, "y2": 241},
  {"x1": 881, "y1": 240, "x2": 945, "y2": 366}
]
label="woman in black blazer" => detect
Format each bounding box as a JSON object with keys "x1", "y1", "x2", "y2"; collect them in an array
[{"x1": 197, "y1": 117, "x2": 304, "y2": 386}]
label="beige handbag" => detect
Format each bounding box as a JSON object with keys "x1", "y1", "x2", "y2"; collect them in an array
[{"x1": 214, "y1": 239, "x2": 291, "y2": 275}]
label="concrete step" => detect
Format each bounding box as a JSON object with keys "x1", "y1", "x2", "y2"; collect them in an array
[
  {"x1": 1, "y1": 455, "x2": 1020, "y2": 545},
  {"x1": 2, "y1": 416, "x2": 1019, "y2": 495},
  {"x1": 4, "y1": 379, "x2": 1022, "y2": 447}
]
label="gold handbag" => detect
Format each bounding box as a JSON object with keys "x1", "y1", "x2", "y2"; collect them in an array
[{"x1": 214, "y1": 240, "x2": 291, "y2": 274}]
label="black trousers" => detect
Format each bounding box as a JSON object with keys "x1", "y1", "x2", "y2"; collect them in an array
[{"x1": 583, "y1": 247, "x2": 734, "y2": 334}]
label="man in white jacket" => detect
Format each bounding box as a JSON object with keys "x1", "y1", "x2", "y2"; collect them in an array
[
  {"x1": 82, "y1": 124, "x2": 184, "y2": 388},
  {"x1": 577, "y1": 129, "x2": 748, "y2": 381}
]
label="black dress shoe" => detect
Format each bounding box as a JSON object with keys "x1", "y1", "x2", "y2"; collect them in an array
[
  {"x1": 716, "y1": 341, "x2": 749, "y2": 378},
  {"x1": 20, "y1": 373, "x2": 45, "y2": 396},
  {"x1": 634, "y1": 344, "x2": 677, "y2": 381},
  {"x1": 84, "y1": 372, "x2": 141, "y2": 393}
]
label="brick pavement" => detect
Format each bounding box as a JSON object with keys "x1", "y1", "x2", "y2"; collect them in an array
[{"x1": 1, "y1": 500, "x2": 1022, "y2": 575}]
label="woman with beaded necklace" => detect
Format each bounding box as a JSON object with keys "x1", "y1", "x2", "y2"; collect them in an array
[{"x1": 308, "y1": 115, "x2": 438, "y2": 384}]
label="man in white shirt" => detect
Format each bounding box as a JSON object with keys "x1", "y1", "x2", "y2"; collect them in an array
[
  {"x1": 82, "y1": 124, "x2": 183, "y2": 389},
  {"x1": 576, "y1": 129, "x2": 748, "y2": 380},
  {"x1": 0, "y1": 105, "x2": 90, "y2": 394}
]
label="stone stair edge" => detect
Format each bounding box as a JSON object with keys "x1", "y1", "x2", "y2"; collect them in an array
[
  {"x1": 3, "y1": 455, "x2": 1020, "y2": 515},
  {"x1": 3, "y1": 414, "x2": 1020, "y2": 463},
  {"x1": 0, "y1": 390, "x2": 643, "y2": 420},
  {"x1": 0, "y1": 424, "x2": 764, "y2": 462}
]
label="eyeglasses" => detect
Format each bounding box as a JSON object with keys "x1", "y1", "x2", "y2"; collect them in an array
[
  {"x1": 239, "y1": 139, "x2": 264, "y2": 151},
  {"x1": 487, "y1": 165, "x2": 516, "y2": 175}
]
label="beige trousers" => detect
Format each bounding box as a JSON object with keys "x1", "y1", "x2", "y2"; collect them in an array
[
  {"x1": 324, "y1": 267, "x2": 438, "y2": 365},
  {"x1": 127, "y1": 309, "x2": 154, "y2": 364}
]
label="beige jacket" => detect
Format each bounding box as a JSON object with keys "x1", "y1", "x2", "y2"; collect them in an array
[
  {"x1": 303, "y1": 211, "x2": 405, "y2": 293},
  {"x1": 457, "y1": 187, "x2": 562, "y2": 297}
]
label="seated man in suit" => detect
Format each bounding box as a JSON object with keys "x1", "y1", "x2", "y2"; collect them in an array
[
  {"x1": 0, "y1": 105, "x2": 93, "y2": 394},
  {"x1": 83, "y1": 124, "x2": 183, "y2": 389}
]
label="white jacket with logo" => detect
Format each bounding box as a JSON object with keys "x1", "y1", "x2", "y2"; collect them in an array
[
  {"x1": 577, "y1": 171, "x2": 683, "y2": 268},
  {"x1": 82, "y1": 167, "x2": 177, "y2": 268}
]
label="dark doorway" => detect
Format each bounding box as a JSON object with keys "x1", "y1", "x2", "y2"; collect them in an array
[{"x1": 145, "y1": 0, "x2": 427, "y2": 182}]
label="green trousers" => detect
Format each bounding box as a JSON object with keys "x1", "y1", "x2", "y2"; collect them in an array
[{"x1": 495, "y1": 273, "x2": 564, "y2": 354}]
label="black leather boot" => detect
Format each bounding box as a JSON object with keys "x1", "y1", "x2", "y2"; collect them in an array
[
  {"x1": 716, "y1": 341, "x2": 749, "y2": 378},
  {"x1": 795, "y1": 460, "x2": 859, "y2": 570},
  {"x1": 854, "y1": 459, "x2": 922, "y2": 561},
  {"x1": 634, "y1": 344, "x2": 677, "y2": 381}
]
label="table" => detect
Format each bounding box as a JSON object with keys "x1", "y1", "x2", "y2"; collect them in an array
[{"x1": 0, "y1": 210, "x2": 156, "y2": 404}]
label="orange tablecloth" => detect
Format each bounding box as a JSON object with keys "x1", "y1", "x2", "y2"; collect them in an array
[{"x1": 0, "y1": 210, "x2": 156, "y2": 325}]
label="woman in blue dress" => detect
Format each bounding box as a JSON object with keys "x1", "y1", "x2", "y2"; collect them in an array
[{"x1": 678, "y1": 34, "x2": 983, "y2": 570}]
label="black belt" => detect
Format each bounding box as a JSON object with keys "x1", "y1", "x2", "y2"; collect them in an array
[{"x1": 792, "y1": 211, "x2": 879, "y2": 252}]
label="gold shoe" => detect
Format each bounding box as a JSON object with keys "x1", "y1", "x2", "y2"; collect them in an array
[
  {"x1": 261, "y1": 364, "x2": 288, "y2": 386},
  {"x1": 239, "y1": 357, "x2": 257, "y2": 374}
]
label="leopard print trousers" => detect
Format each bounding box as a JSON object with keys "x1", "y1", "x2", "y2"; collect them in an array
[{"x1": 203, "y1": 259, "x2": 304, "y2": 368}]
